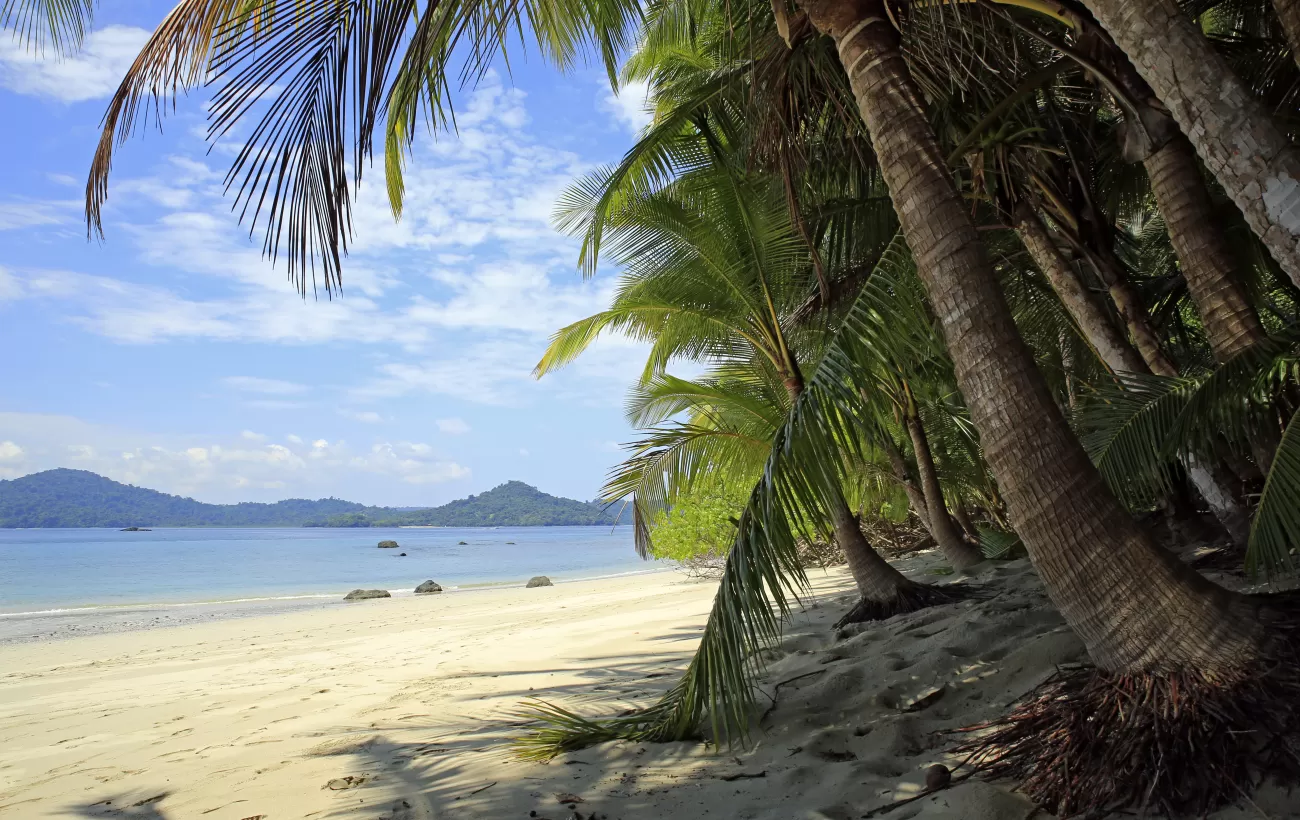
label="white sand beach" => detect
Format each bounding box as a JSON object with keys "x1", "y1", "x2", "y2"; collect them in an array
[{"x1": 0, "y1": 557, "x2": 1290, "y2": 820}]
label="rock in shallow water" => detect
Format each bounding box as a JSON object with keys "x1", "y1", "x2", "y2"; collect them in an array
[
  {"x1": 377, "y1": 540, "x2": 400, "y2": 548},
  {"x1": 344, "y1": 589, "x2": 391, "y2": 601},
  {"x1": 415, "y1": 580, "x2": 443, "y2": 594},
  {"x1": 526, "y1": 576, "x2": 553, "y2": 588}
]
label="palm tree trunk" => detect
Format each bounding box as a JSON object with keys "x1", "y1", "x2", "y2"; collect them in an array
[
  {"x1": 1079, "y1": 0, "x2": 1300, "y2": 288},
  {"x1": 904, "y1": 410, "x2": 984, "y2": 571},
  {"x1": 1083, "y1": 246, "x2": 1180, "y2": 377},
  {"x1": 1014, "y1": 202, "x2": 1148, "y2": 374},
  {"x1": 881, "y1": 434, "x2": 935, "y2": 535},
  {"x1": 797, "y1": 0, "x2": 1266, "y2": 674},
  {"x1": 1144, "y1": 136, "x2": 1267, "y2": 359},
  {"x1": 829, "y1": 494, "x2": 914, "y2": 601},
  {"x1": 1144, "y1": 136, "x2": 1282, "y2": 473},
  {"x1": 1020, "y1": 184, "x2": 1253, "y2": 546},
  {"x1": 1273, "y1": 0, "x2": 1300, "y2": 70}
]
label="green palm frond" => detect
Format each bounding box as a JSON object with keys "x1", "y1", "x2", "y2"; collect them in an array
[
  {"x1": 1248, "y1": 408, "x2": 1300, "y2": 577},
  {"x1": 517, "y1": 235, "x2": 949, "y2": 757},
  {"x1": 1077, "y1": 330, "x2": 1300, "y2": 511},
  {"x1": 1, "y1": 0, "x2": 94, "y2": 52}
]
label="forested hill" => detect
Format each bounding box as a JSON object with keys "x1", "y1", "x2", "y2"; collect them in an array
[{"x1": 0, "y1": 469, "x2": 627, "y2": 528}]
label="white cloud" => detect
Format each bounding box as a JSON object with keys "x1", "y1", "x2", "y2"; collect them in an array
[
  {"x1": 0, "y1": 413, "x2": 468, "y2": 502},
  {"x1": 519, "y1": 448, "x2": 530, "y2": 457},
  {"x1": 222, "y1": 376, "x2": 310, "y2": 395},
  {"x1": 436, "y1": 417, "x2": 471, "y2": 435},
  {"x1": 601, "y1": 80, "x2": 653, "y2": 134},
  {"x1": 0, "y1": 201, "x2": 70, "y2": 230},
  {"x1": 341, "y1": 409, "x2": 384, "y2": 424},
  {"x1": 0, "y1": 26, "x2": 150, "y2": 102}
]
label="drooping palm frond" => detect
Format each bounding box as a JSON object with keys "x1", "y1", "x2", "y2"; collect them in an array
[
  {"x1": 1, "y1": 0, "x2": 94, "y2": 52},
  {"x1": 1077, "y1": 330, "x2": 1300, "y2": 515},
  {"x1": 1248, "y1": 407, "x2": 1300, "y2": 576},
  {"x1": 86, "y1": 0, "x2": 641, "y2": 295},
  {"x1": 517, "y1": 235, "x2": 959, "y2": 756}
]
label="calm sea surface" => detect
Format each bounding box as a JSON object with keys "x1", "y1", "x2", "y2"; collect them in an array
[{"x1": 0, "y1": 526, "x2": 651, "y2": 615}]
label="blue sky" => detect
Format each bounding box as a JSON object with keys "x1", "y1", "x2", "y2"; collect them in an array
[{"x1": 0, "y1": 9, "x2": 655, "y2": 505}]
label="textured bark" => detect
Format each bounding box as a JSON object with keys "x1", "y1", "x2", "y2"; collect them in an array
[
  {"x1": 952, "y1": 502, "x2": 979, "y2": 541},
  {"x1": 905, "y1": 412, "x2": 985, "y2": 571},
  {"x1": 1144, "y1": 136, "x2": 1267, "y2": 360},
  {"x1": 1274, "y1": 0, "x2": 1300, "y2": 70},
  {"x1": 829, "y1": 495, "x2": 917, "y2": 601},
  {"x1": 1014, "y1": 204, "x2": 1147, "y2": 374},
  {"x1": 1080, "y1": 0, "x2": 1300, "y2": 287},
  {"x1": 881, "y1": 435, "x2": 934, "y2": 535},
  {"x1": 798, "y1": 0, "x2": 1266, "y2": 674},
  {"x1": 1085, "y1": 249, "x2": 1180, "y2": 377}
]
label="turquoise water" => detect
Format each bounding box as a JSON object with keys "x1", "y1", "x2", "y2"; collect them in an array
[{"x1": 0, "y1": 526, "x2": 650, "y2": 614}]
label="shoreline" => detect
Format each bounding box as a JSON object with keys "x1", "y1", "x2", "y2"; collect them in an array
[
  {"x1": 0, "y1": 556, "x2": 1287, "y2": 819},
  {"x1": 0, "y1": 565, "x2": 676, "y2": 645}
]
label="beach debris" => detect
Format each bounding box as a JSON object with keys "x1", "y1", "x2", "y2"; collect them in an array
[
  {"x1": 527, "y1": 576, "x2": 554, "y2": 588},
  {"x1": 455, "y1": 781, "x2": 497, "y2": 799},
  {"x1": 924, "y1": 763, "x2": 951, "y2": 790},
  {"x1": 324, "y1": 775, "x2": 366, "y2": 790},
  {"x1": 555, "y1": 792, "x2": 584, "y2": 804},
  {"x1": 343, "y1": 589, "x2": 391, "y2": 601},
  {"x1": 900, "y1": 686, "x2": 945, "y2": 712},
  {"x1": 415, "y1": 580, "x2": 444, "y2": 594},
  {"x1": 377, "y1": 540, "x2": 400, "y2": 548},
  {"x1": 718, "y1": 769, "x2": 766, "y2": 781}
]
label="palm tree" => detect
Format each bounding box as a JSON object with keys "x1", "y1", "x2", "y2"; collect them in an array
[
  {"x1": 538, "y1": 147, "x2": 980, "y2": 600},
  {"x1": 1076, "y1": 0, "x2": 1300, "y2": 286}
]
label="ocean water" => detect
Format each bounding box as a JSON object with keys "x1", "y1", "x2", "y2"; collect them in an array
[{"x1": 0, "y1": 526, "x2": 652, "y2": 615}]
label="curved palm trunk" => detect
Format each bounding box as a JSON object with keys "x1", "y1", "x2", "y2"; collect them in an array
[
  {"x1": 1144, "y1": 136, "x2": 1267, "y2": 359},
  {"x1": 1274, "y1": 0, "x2": 1300, "y2": 70},
  {"x1": 1017, "y1": 203, "x2": 1252, "y2": 543},
  {"x1": 797, "y1": 0, "x2": 1265, "y2": 674},
  {"x1": 903, "y1": 410, "x2": 984, "y2": 571},
  {"x1": 782, "y1": 369, "x2": 934, "y2": 616},
  {"x1": 829, "y1": 495, "x2": 913, "y2": 600},
  {"x1": 1079, "y1": 0, "x2": 1300, "y2": 287},
  {"x1": 1014, "y1": 203, "x2": 1148, "y2": 374},
  {"x1": 881, "y1": 434, "x2": 935, "y2": 535}
]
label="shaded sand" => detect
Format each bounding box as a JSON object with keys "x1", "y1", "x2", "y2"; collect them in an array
[{"x1": 0, "y1": 556, "x2": 1291, "y2": 819}]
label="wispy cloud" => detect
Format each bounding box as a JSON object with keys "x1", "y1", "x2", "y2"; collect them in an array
[
  {"x1": 222, "y1": 376, "x2": 310, "y2": 395},
  {"x1": 436, "y1": 417, "x2": 471, "y2": 435},
  {"x1": 0, "y1": 26, "x2": 150, "y2": 102},
  {"x1": 0, "y1": 412, "x2": 469, "y2": 502},
  {"x1": 601, "y1": 79, "x2": 653, "y2": 135}
]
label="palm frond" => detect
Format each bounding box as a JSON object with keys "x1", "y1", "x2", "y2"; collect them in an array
[{"x1": 1, "y1": 0, "x2": 94, "y2": 52}]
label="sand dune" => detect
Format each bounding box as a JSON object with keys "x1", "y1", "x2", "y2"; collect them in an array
[{"x1": 0, "y1": 555, "x2": 1290, "y2": 819}]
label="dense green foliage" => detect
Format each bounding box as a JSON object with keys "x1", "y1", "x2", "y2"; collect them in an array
[
  {"x1": 647, "y1": 475, "x2": 750, "y2": 562},
  {"x1": 0, "y1": 470, "x2": 627, "y2": 528}
]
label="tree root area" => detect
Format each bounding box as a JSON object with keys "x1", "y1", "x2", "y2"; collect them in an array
[
  {"x1": 833, "y1": 582, "x2": 972, "y2": 628},
  {"x1": 953, "y1": 664, "x2": 1300, "y2": 817}
]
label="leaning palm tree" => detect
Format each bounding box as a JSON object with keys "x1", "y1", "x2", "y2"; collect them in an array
[
  {"x1": 787, "y1": 0, "x2": 1300, "y2": 813},
  {"x1": 538, "y1": 145, "x2": 981, "y2": 602},
  {"x1": 31, "y1": 0, "x2": 1300, "y2": 811},
  {"x1": 1071, "y1": 0, "x2": 1300, "y2": 284}
]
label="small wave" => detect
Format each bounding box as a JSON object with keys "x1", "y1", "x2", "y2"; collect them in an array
[{"x1": 0, "y1": 593, "x2": 339, "y2": 618}]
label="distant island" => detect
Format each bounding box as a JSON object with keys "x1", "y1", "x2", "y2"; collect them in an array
[{"x1": 0, "y1": 469, "x2": 629, "y2": 529}]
